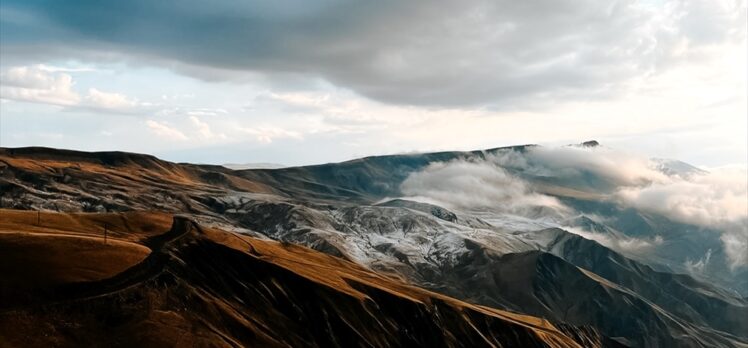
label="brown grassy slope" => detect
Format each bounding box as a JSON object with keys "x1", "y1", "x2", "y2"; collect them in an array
[
  {"x1": 0, "y1": 147, "x2": 276, "y2": 213},
  {"x1": 0, "y1": 210, "x2": 604, "y2": 348},
  {"x1": 0, "y1": 209, "x2": 173, "y2": 241}
]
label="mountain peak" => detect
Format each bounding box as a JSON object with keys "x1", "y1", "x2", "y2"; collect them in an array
[{"x1": 580, "y1": 140, "x2": 600, "y2": 147}]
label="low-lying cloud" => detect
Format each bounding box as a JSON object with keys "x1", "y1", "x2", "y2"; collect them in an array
[
  {"x1": 617, "y1": 167, "x2": 747, "y2": 228},
  {"x1": 685, "y1": 249, "x2": 713, "y2": 274},
  {"x1": 401, "y1": 145, "x2": 747, "y2": 268},
  {"x1": 564, "y1": 226, "x2": 665, "y2": 254},
  {"x1": 517, "y1": 146, "x2": 747, "y2": 268},
  {"x1": 721, "y1": 231, "x2": 748, "y2": 270},
  {"x1": 400, "y1": 158, "x2": 567, "y2": 214},
  {"x1": 492, "y1": 145, "x2": 670, "y2": 188},
  {"x1": 493, "y1": 146, "x2": 745, "y2": 230}
]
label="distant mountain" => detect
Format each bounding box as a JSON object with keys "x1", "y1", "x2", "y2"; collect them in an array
[
  {"x1": 235, "y1": 144, "x2": 534, "y2": 201},
  {"x1": 222, "y1": 162, "x2": 286, "y2": 170},
  {"x1": 653, "y1": 158, "x2": 708, "y2": 178}
]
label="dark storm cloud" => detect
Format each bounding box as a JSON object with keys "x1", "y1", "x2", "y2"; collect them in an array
[{"x1": 0, "y1": 0, "x2": 743, "y2": 107}]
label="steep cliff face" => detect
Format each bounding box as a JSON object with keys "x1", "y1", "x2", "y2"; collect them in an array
[{"x1": 0, "y1": 210, "x2": 606, "y2": 348}]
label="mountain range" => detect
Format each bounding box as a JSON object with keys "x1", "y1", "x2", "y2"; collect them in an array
[{"x1": 1, "y1": 144, "x2": 746, "y2": 347}]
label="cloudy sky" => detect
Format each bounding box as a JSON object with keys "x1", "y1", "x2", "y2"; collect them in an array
[{"x1": 0, "y1": 0, "x2": 745, "y2": 167}]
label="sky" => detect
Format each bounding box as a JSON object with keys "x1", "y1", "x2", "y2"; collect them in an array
[{"x1": 0, "y1": 0, "x2": 746, "y2": 167}]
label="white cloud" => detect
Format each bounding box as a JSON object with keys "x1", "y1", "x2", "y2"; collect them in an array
[
  {"x1": 157, "y1": 107, "x2": 228, "y2": 118},
  {"x1": 85, "y1": 88, "x2": 139, "y2": 110},
  {"x1": 145, "y1": 120, "x2": 188, "y2": 141},
  {"x1": 402, "y1": 146, "x2": 747, "y2": 268},
  {"x1": 721, "y1": 231, "x2": 748, "y2": 270},
  {"x1": 0, "y1": 65, "x2": 146, "y2": 114},
  {"x1": 189, "y1": 116, "x2": 226, "y2": 140},
  {"x1": 265, "y1": 92, "x2": 331, "y2": 111},
  {"x1": 493, "y1": 146, "x2": 748, "y2": 268},
  {"x1": 564, "y1": 226, "x2": 664, "y2": 254},
  {"x1": 685, "y1": 249, "x2": 713, "y2": 274},
  {"x1": 398, "y1": 152, "x2": 672, "y2": 258},
  {"x1": 186, "y1": 108, "x2": 226, "y2": 117},
  {"x1": 238, "y1": 126, "x2": 302, "y2": 144},
  {"x1": 36, "y1": 64, "x2": 98, "y2": 73},
  {"x1": 494, "y1": 146, "x2": 670, "y2": 187},
  {"x1": 619, "y1": 168, "x2": 748, "y2": 269},
  {"x1": 400, "y1": 158, "x2": 568, "y2": 214},
  {"x1": 617, "y1": 167, "x2": 748, "y2": 228},
  {"x1": 0, "y1": 65, "x2": 80, "y2": 106}
]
